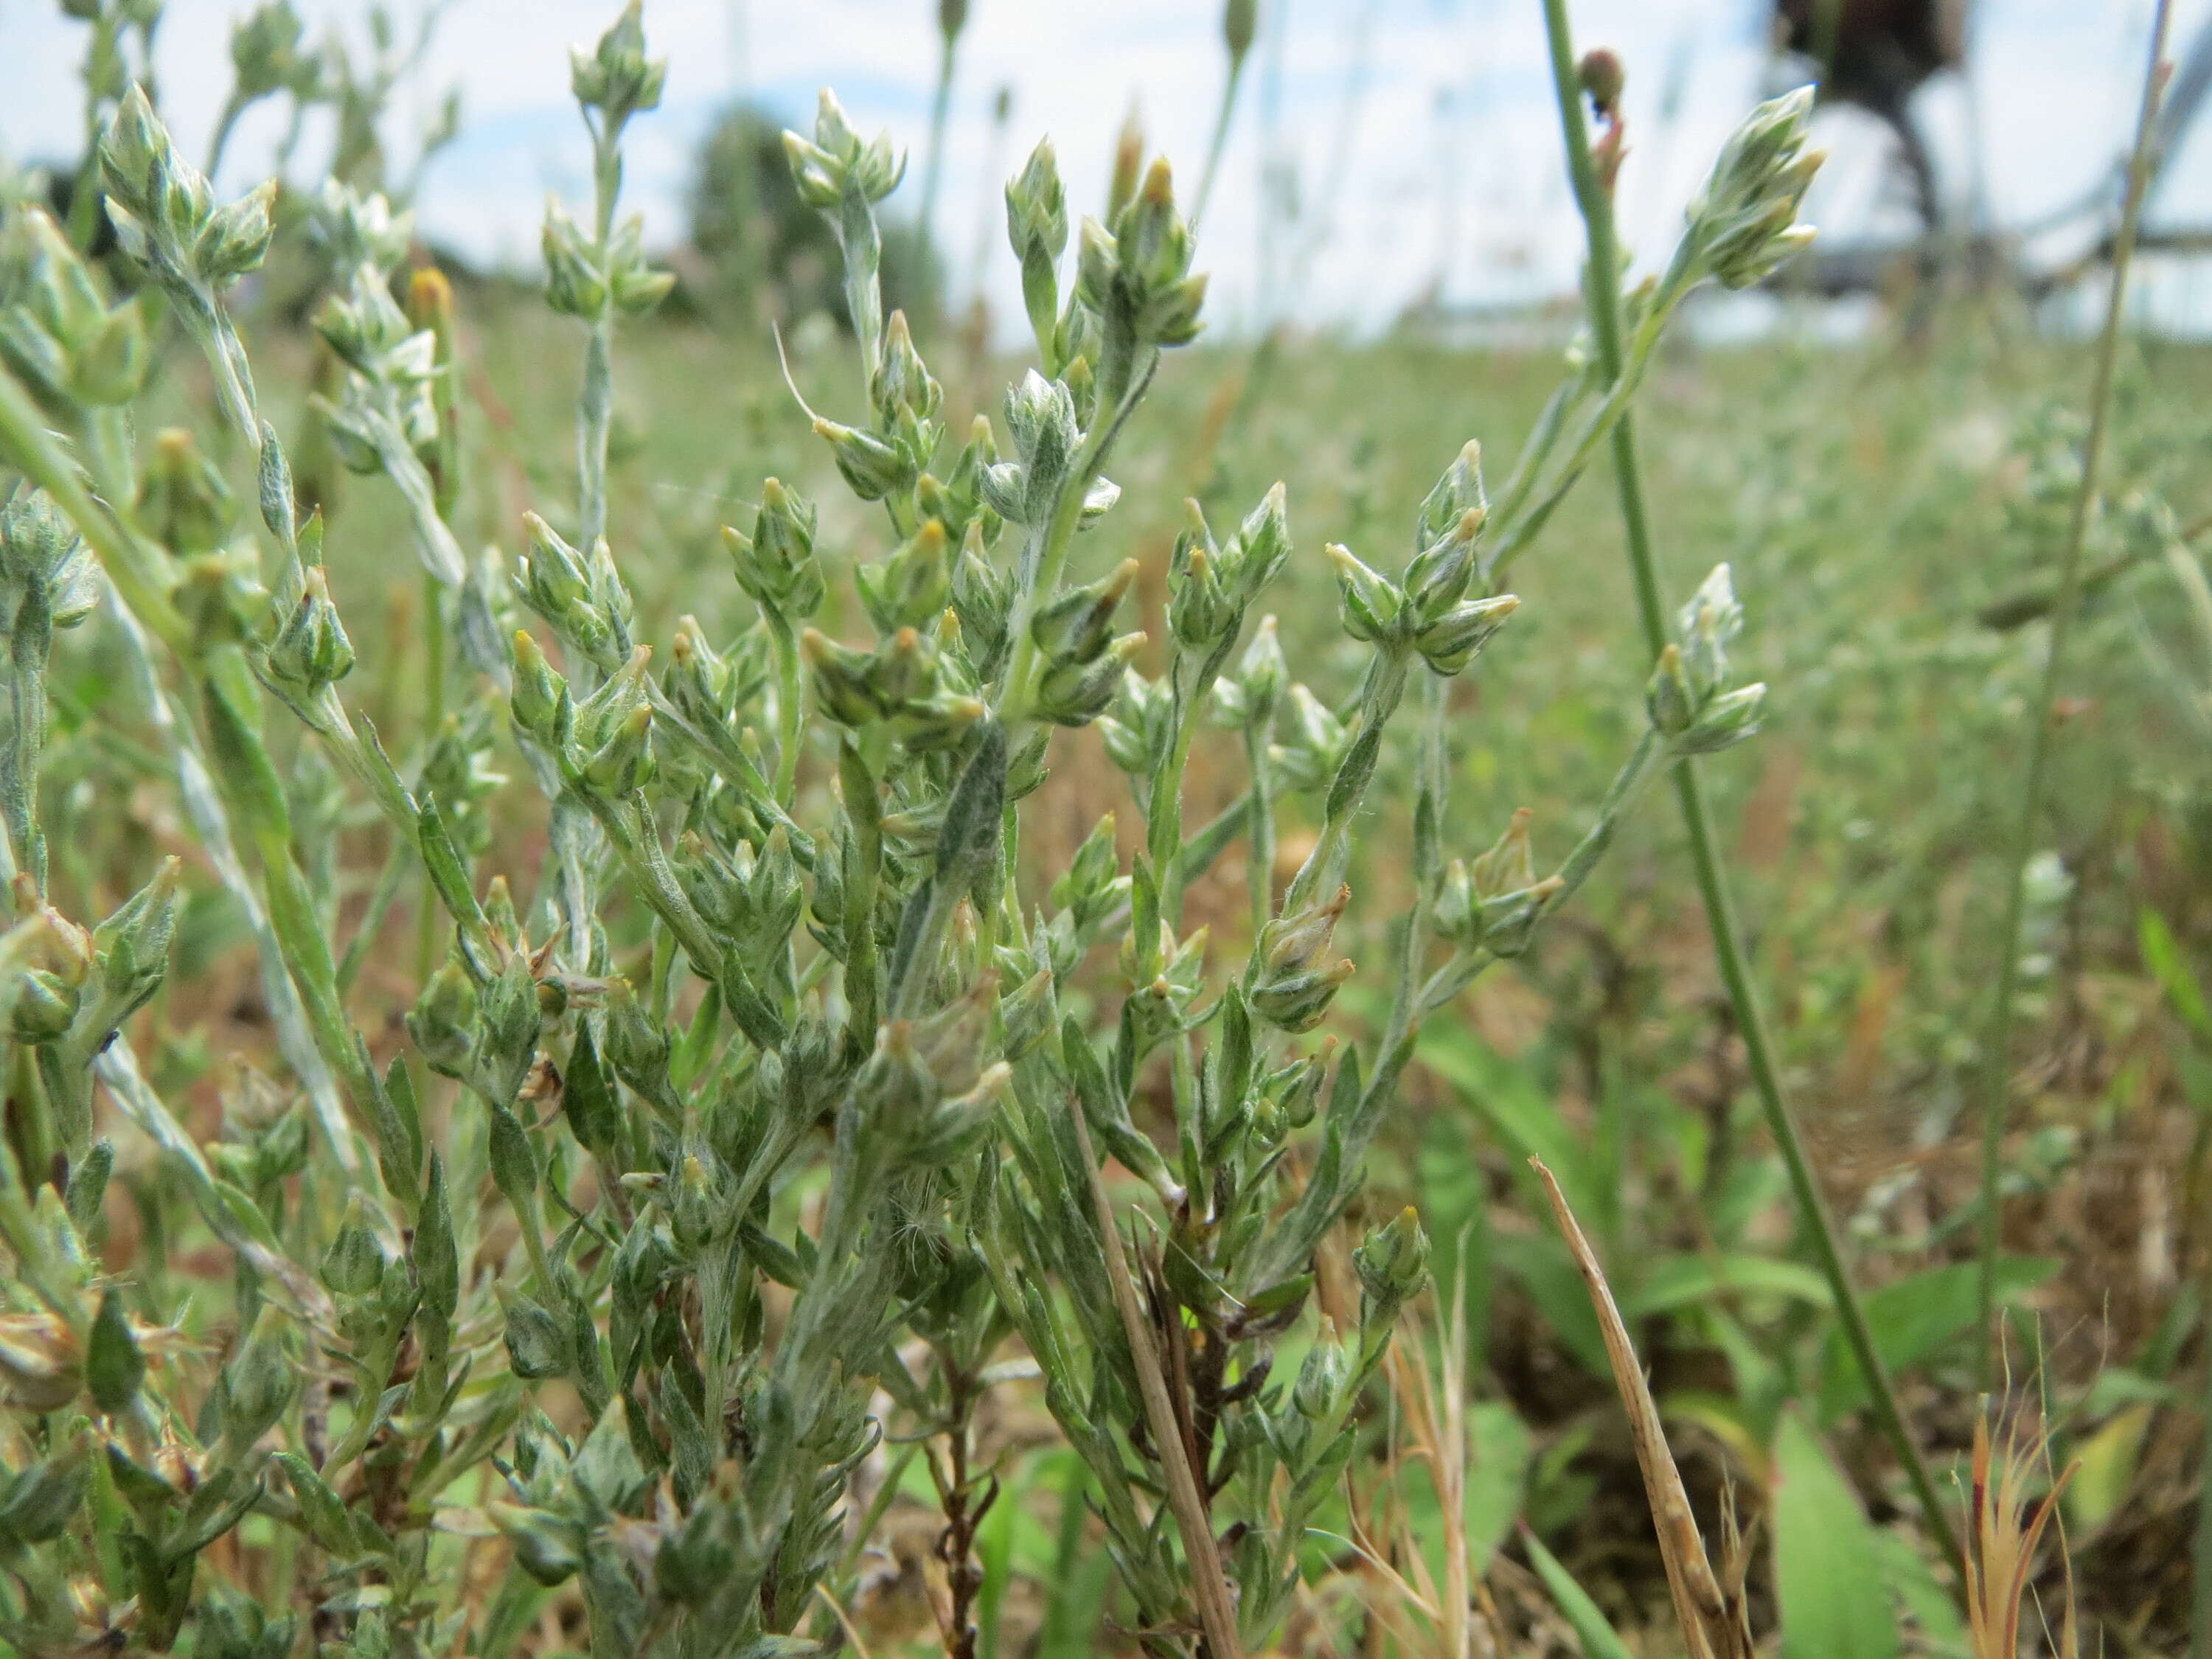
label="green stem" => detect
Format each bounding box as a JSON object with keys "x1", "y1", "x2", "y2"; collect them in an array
[
  {"x1": 1974, "y1": 0, "x2": 2171, "y2": 1392},
  {"x1": 2, "y1": 581, "x2": 53, "y2": 893},
  {"x1": 1281, "y1": 647, "x2": 1409, "y2": 917},
  {"x1": 578, "y1": 316, "x2": 613, "y2": 554},
  {"x1": 767, "y1": 607, "x2": 804, "y2": 805},
  {"x1": 69, "y1": 15, "x2": 120, "y2": 250},
  {"x1": 2199, "y1": 1262, "x2": 2212, "y2": 1659},
  {"x1": 992, "y1": 357, "x2": 1154, "y2": 722},
  {"x1": 1147, "y1": 649, "x2": 1221, "y2": 928},
  {"x1": 918, "y1": 34, "x2": 959, "y2": 281},
  {"x1": 343, "y1": 836, "x2": 417, "y2": 995},
  {"x1": 1193, "y1": 57, "x2": 1248, "y2": 228},
  {"x1": 206, "y1": 90, "x2": 246, "y2": 181},
  {"x1": 415, "y1": 572, "x2": 451, "y2": 985},
  {"x1": 1538, "y1": 0, "x2": 1963, "y2": 1585},
  {"x1": 1241, "y1": 721, "x2": 1274, "y2": 939}
]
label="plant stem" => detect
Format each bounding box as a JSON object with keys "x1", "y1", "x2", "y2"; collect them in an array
[
  {"x1": 1242, "y1": 719, "x2": 1274, "y2": 938},
  {"x1": 1065, "y1": 1099, "x2": 1242, "y2": 1659},
  {"x1": 918, "y1": 32, "x2": 959, "y2": 285},
  {"x1": 1193, "y1": 56, "x2": 1248, "y2": 228},
  {"x1": 1974, "y1": 0, "x2": 2171, "y2": 1391},
  {"x1": 766, "y1": 606, "x2": 804, "y2": 805},
  {"x1": 2198, "y1": 1268, "x2": 2212, "y2": 1659},
  {"x1": 1537, "y1": 0, "x2": 1963, "y2": 1583}
]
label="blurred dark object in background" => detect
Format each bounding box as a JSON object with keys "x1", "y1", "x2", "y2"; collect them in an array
[
  {"x1": 687, "y1": 100, "x2": 942, "y2": 335},
  {"x1": 1773, "y1": 0, "x2": 1966, "y2": 232}
]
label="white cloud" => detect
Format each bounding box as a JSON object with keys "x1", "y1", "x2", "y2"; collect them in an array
[{"x1": 4, "y1": 0, "x2": 2208, "y2": 333}]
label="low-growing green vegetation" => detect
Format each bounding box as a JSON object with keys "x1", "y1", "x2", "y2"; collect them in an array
[{"x1": 0, "y1": 1, "x2": 2204, "y2": 1657}]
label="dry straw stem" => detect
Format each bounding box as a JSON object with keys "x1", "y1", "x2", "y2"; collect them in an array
[
  {"x1": 1382, "y1": 1295, "x2": 1474, "y2": 1659},
  {"x1": 1531, "y1": 1158, "x2": 1753, "y2": 1659},
  {"x1": 1536, "y1": 0, "x2": 1962, "y2": 1585},
  {"x1": 1067, "y1": 1100, "x2": 1243, "y2": 1659},
  {"x1": 1961, "y1": 1409, "x2": 2076, "y2": 1659},
  {"x1": 1975, "y1": 0, "x2": 2174, "y2": 1385}
]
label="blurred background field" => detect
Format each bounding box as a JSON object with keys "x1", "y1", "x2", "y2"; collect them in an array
[{"x1": 8, "y1": 0, "x2": 2212, "y2": 1655}]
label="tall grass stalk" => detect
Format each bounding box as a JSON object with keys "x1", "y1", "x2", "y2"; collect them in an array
[
  {"x1": 917, "y1": 0, "x2": 969, "y2": 276},
  {"x1": 1973, "y1": 0, "x2": 2174, "y2": 1390},
  {"x1": 1192, "y1": 0, "x2": 1257, "y2": 226},
  {"x1": 1536, "y1": 0, "x2": 1964, "y2": 1582}
]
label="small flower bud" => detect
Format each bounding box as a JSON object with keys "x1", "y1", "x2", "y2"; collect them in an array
[
  {"x1": 319, "y1": 1193, "x2": 386, "y2": 1296},
  {"x1": 509, "y1": 630, "x2": 574, "y2": 748},
  {"x1": 1034, "y1": 631, "x2": 1144, "y2": 728},
  {"x1": 220, "y1": 1304, "x2": 296, "y2": 1455},
  {"x1": 1225, "y1": 0, "x2": 1257, "y2": 61},
  {"x1": 1676, "y1": 681, "x2": 1768, "y2": 755},
  {"x1": 192, "y1": 181, "x2": 277, "y2": 282},
  {"x1": 813, "y1": 414, "x2": 914, "y2": 501},
  {"x1": 1674, "y1": 563, "x2": 1742, "y2": 696},
  {"x1": 802, "y1": 627, "x2": 885, "y2": 727},
  {"x1": 725, "y1": 477, "x2": 825, "y2": 621},
  {"x1": 872, "y1": 309, "x2": 943, "y2": 429},
  {"x1": 1032, "y1": 557, "x2": 1139, "y2": 667},
  {"x1": 497, "y1": 1289, "x2": 569, "y2": 1382},
  {"x1": 1327, "y1": 543, "x2": 1403, "y2": 644},
  {"x1": 1413, "y1": 591, "x2": 1518, "y2": 675},
  {"x1": 265, "y1": 566, "x2": 355, "y2": 692},
  {"x1": 569, "y1": 0, "x2": 667, "y2": 130},
  {"x1": 138, "y1": 428, "x2": 237, "y2": 555},
  {"x1": 86, "y1": 1290, "x2": 145, "y2": 1417},
  {"x1": 1293, "y1": 1322, "x2": 1349, "y2": 1420},
  {"x1": 578, "y1": 701, "x2": 655, "y2": 795},
  {"x1": 10, "y1": 969, "x2": 80, "y2": 1045},
  {"x1": 1468, "y1": 807, "x2": 1535, "y2": 902},
  {"x1": 602, "y1": 975, "x2": 673, "y2": 1101},
  {"x1": 1416, "y1": 439, "x2": 1486, "y2": 552},
  {"x1": 1231, "y1": 481, "x2": 1292, "y2": 601},
  {"x1": 858, "y1": 518, "x2": 953, "y2": 633},
  {"x1": 1403, "y1": 507, "x2": 1486, "y2": 622},
  {"x1": 1579, "y1": 48, "x2": 1625, "y2": 115},
  {"x1": 88, "y1": 856, "x2": 182, "y2": 1034},
  {"x1": 1237, "y1": 614, "x2": 1285, "y2": 723},
  {"x1": 1354, "y1": 1205, "x2": 1431, "y2": 1315},
  {"x1": 1646, "y1": 643, "x2": 1697, "y2": 738},
  {"x1": 407, "y1": 961, "x2": 479, "y2": 1079},
  {"x1": 1248, "y1": 955, "x2": 1354, "y2": 1034},
  {"x1": 995, "y1": 965, "x2": 1057, "y2": 1061},
  {"x1": 1258, "y1": 883, "x2": 1349, "y2": 978},
  {"x1": 1005, "y1": 137, "x2": 1069, "y2": 264},
  {"x1": 782, "y1": 89, "x2": 905, "y2": 208}
]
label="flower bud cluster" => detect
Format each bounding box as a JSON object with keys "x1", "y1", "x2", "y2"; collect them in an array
[{"x1": 1646, "y1": 563, "x2": 1768, "y2": 755}]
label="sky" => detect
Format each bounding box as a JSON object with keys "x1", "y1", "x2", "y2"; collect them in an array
[{"x1": 3, "y1": 0, "x2": 2208, "y2": 337}]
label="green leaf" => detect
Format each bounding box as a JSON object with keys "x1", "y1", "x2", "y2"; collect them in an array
[
  {"x1": 563, "y1": 1023, "x2": 623, "y2": 1161},
  {"x1": 1815, "y1": 1256, "x2": 2056, "y2": 1423},
  {"x1": 1419, "y1": 1029, "x2": 1603, "y2": 1224},
  {"x1": 2066, "y1": 1402, "x2": 2152, "y2": 1534},
  {"x1": 1870, "y1": 1529, "x2": 1969, "y2": 1657},
  {"x1": 86, "y1": 1287, "x2": 145, "y2": 1416},
  {"x1": 1489, "y1": 1231, "x2": 1607, "y2": 1377},
  {"x1": 1397, "y1": 1399, "x2": 1530, "y2": 1593},
  {"x1": 1462, "y1": 1401, "x2": 1532, "y2": 1574},
  {"x1": 1772, "y1": 1408, "x2": 1900, "y2": 1659},
  {"x1": 2139, "y1": 907, "x2": 2212, "y2": 1040},
  {"x1": 1520, "y1": 1526, "x2": 1634, "y2": 1659},
  {"x1": 1623, "y1": 1253, "x2": 1834, "y2": 1319}
]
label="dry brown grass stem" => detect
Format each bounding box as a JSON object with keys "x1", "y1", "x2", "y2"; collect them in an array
[{"x1": 1530, "y1": 1157, "x2": 1753, "y2": 1659}]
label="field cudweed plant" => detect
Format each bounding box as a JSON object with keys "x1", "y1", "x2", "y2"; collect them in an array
[{"x1": 0, "y1": 6, "x2": 1819, "y2": 1656}]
